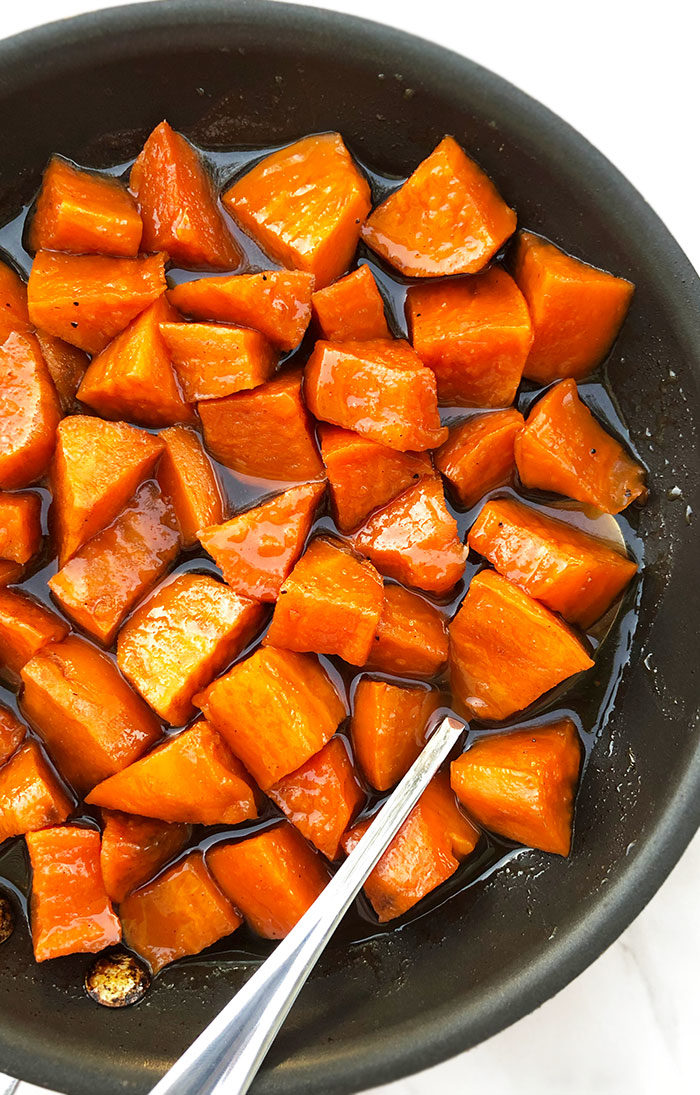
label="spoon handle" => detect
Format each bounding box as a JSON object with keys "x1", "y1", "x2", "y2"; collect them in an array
[{"x1": 150, "y1": 714, "x2": 465, "y2": 1095}]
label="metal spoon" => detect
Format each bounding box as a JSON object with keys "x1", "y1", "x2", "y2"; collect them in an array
[{"x1": 150, "y1": 714, "x2": 466, "y2": 1095}]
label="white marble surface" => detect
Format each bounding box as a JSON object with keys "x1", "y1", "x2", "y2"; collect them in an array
[{"x1": 1, "y1": 2, "x2": 699, "y2": 1094}]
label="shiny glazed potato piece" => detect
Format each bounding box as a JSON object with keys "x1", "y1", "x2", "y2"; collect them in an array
[
  {"x1": 198, "y1": 482, "x2": 325, "y2": 603},
  {"x1": 195, "y1": 646, "x2": 345, "y2": 791},
  {"x1": 99, "y1": 810, "x2": 191, "y2": 904},
  {"x1": 0, "y1": 491, "x2": 42, "y2": 564},
  {"x1": 0, "y1": 331, "x2": 61, "y2": 491},
  {"x1": 20, "y1": 635, "x2": 162, "y2": 794},
  {"x1": 28, "y1": 156, "x2": 142, "y2": 257},
  {"x1": 222, "y1": 133, "x2": 371, "y2": 289},
  {"x1": 0, "y1": 704, "x2": 26, "y2": 765},
  {"x1": 0, "y1": 588, "x2": 69, "y2": 686},
  {"x1": 312, "y1": 265, "x2": 390, "y2": 341},
  {"x1": 208, "y1": 822, "x2": 330, "y2": 938},
  {"x1": 514, "y1": 379, "x2": 647, "y2": 513},
  {"x1": 451, "y1": 719, "x2": 582, "y2": 855},
  {"x1": 0, "y1": 561, "x2": 23, "y2": 587},
  {"x1": 351, "y1": 678, "x2": 441, "y2": 791},
  {"x1": 305, "y1": 338, "x2": 447, "y2": 452},
  {"x1": 159, "y1": 321, "x2": 278, "y2": 402},
  {"x1": 362, "y1": 136, "x2": 516, "y2": 277},
  {"x1": 264, "y1": 536, "x2": 384, "y2": 665},
  {"x1": 130, "y1": 120, "x2": 240, "y2": 270},
  {"x1": 117, "y1": 573, "x2": 265, "y2": 726},
  {"x1": 367, "y1": 583, "x2": 448, "y2": 679},
  {"x1": 435, "y1": 409, "x2": 524, "y2": 510},
  {"x1": 0, "y1": 743, "x2": 73, "y2": 843},
  {"x1": 156, "y1": 425, "x2": 225, "y2": 548},
  {"x1": 34, "y1": 331, "x2": 88, "y2": 413},
  {"x1": 448, "y1": 570, "x2": 594, "y2": 722},
  {"x1": 120, "y1": 851, "x2": 241, "y2": 973},
  {"x1": 0, "y1": 260, "x2": 31, "y2": 342}
]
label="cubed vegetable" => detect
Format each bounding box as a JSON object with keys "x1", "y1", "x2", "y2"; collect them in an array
[
  {"x1": 34, "y1": 331, "x2": 88, "y2": 413},
  {"x1": 0, "y1": 561, "x2": 23, "y2": 587},
  {"x1": 0, "y1": 331, "x2": 61, "y2": 490},
  {"x1": 100, "y1": 810, "x2": 191, "y2": 904},
  {"x1": 312, "y1": 265, "x2": 390, "y2": 341},
  {"x1": 156, "y1": 425, "x2": 225, "y2": 549},
  {"x1": 0, "y1": 743, "x2": 73, "y2": 843},
  {"x1": 435, "y1": 408, "x2": 524, "y2": 509},
  {"x1": 0, "y1": 260, "x2": 30, "y2": 342},
  {"x1": 352, "y1": 678, "x2": 440, "y2": 791},
  {"x1": 0, "y1": 491, "x2": 42, "y2": 564},
  {"x1": 0, "y1": 705, "x2": 26, "y2": 766},
  {"x1": 367, "y1": 583, "x2": 448, "y2": 678},
  {"x1": 159, "y1": 321, "x2": 278, "y2": 401},
  {"x1": 0, "y1": 588, "x2": 69, "y2": 686}
]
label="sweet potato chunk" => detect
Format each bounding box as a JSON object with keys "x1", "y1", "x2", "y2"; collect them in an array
[
  {"x1": 168, "y1": 270, "x2": 314, "y2": 352},
  {"x1": 0, "y1": 331, "x2": 61, "y2": 490},
  {"x1": 513, "y1": 232, "x2": 635, "y2": 383},
  {"x1": 34, "y1": 331, "x2": 88, "y2": 413},
  {"x1": 319, "y1": 425, "x2": 432, "y2": 533},
  {"x1": 514, "y1": 380, "x2": 647, "y2": 513},
  {"x1": 451, "y1": 718, "x2": 582, "y2": 855},
  {"x1": 196, "y1": 646, "x2": 345, "y2": 790},
  {"x1": 449, "y1": 570, "x2": 593, "y2": 721},
  {"x1": 208, "y1": 822, "x2": 330, "y2": 938},
  {"x1": 88, "y1": 720, "x2": 258, "y2": 826},
  {"x1": 0, "y1": 705, "x2": 26, "y2": 766},
  {"x1": 48, "y1": 481, "x2": 180, "y2": 645},
  {"x1": 269, "y1": 737, "x2": 363, "y2": 860},
  {"x1": 51, "y1": 415, "x2": 164, "y2": 566},
  {"x1": 435, "y1": 409, "x2": 524, "y2": 509},
  {"x1": 119, "y1": 851, "x2": 241, "y2": 973},
  {"x1": 0, "y1": 260, "x2": 30, "y2": 341},
  {"x1": 198, "y1": 482, "x2": 324, "y2": 602},
  {"x1": 0, "y1": 588, "x2": 69, "y2": 685},
  {"x1": 468, "y1": 498, "x2": 638, "y2": 628},
  {"x1": 130, "y1": 120, "x2": 239, "y2": 270},
  {"x1": 29, "y1": 156, "x2": 142, "y2": 257},
  {"x1": 362, "y1": 136, "x2": 516, "y2": 278},
  {"x1": 223, "y1": 133, "x2": 370, "y2": 289},
  {"x1": 305, "y1": 339, "x2": 446, "y2": 452},
  {"x1": 342, "y1": 773, "x2": 479, "y2": 921},
  {"x1": 354, "y1": 477, "x2": 467, "y2": 594},
  {"x1": 159, "y1": 321, "x2": 278, "y2": 401},
  {"x1": 0, "y1": 561, "x2": 22, "y2": 587},
  {"x1": 198, "y1": 367, "x2": 324, "y2": 482},
  {"x1": 77, "y1": 295, "x2": 194, "y2": 427},
  {"x1": 21, "y1": 635, "x2": 162, "y2": 793},
  {"x1": 407, "y1": 267, "x2": 532, "y2": 406},
  {"x1": 117, "y1": 573, "x2": 264, "y2": 726},
  {"x1": 312, "y1": 265, "x2": 390, "y2": 341},
  {"x1": 0, "y1": 743, "x2": 73, "y2": 842},
  {"x1": 0, "y1": 491, "x2": 42, "y2": 564},
  {"x1": 27, "y1": 825, "x2": 121, "y2": 961},
  {"x1": 368, "y1": 584, "x2": 448, "y2": 678},
  {"x1": 265, "y1": 536, "x2": 384, "y2": 665},
  {"x1": 156, "y1": 425, "x2": 225, "y2": 548},
  {"x1": 27, "y1": 250, "x2": 167, "y2": 355},
  {"x1": 352, "y1": 678, "x2": 440, "y2": 791},
  {"x1": 99, "y1": 811, "x2": 191, "y2": 905}
]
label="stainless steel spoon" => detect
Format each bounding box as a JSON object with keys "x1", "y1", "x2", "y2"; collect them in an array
[{"x1": 150, "y1": 714, "x2": 465, "y2": 1095}]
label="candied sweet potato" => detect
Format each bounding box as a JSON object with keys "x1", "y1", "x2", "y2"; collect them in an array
[
  {"x1": 99, "y1": 810, "x2": 191, "y2": 904},
  {"x1": 156, "y1": 425, "x2": 225, "y2": 548},
  {"x1": 352, "y1": 678, "x2": 440, "y2": 791},
  {"x1": 117, "y1": 573, "x2": 264, "y2": 726},
  {"x1": 0, "y1": 331, "x2": 61, "y2": 490},
  {"x1": 29, "y1": 156, "x2": 142, "y2": 258},
  {"x1": 198, "y1": 482, "x2": 324, "y2": 603},
  {"x1": 0, "y1": 705, "x2": 26, "y2": 766},
  {"x1": 265, "y1": 536, "x2": 384, "y2": 665},
  {"x1": 0, "y1": 743, "x2": 73, "y2": 843},
  {"x1": 451, "y1": 718, "x2": 582, "y2": 855},
  {"x1": 305, "y1": 339, "x2": 446, "y2": 452},
  {"x1": 208, "y1": 822, "x2": 330, "y2": 938},
  {"x1": 223, "y1": 133, "x2": 370, "y2": 289},
  {"x1": 435, "y1": 409, "x2": 524, "y2": 509},
  {"x1": 362, "y1": 136, "x2": 516, "y2": 278},
  {"x1": 0, "y1": 259, "x2": 30, "y2": 341},
  {"x1": 48, "y1": 481, "x2": 180, "y2": 646},
  {"x1": 0, "y1": 588, "x2": 69, "y2": 685},
  {"x1": 449, "y1": 570, "x2": 593, "y2": 721},
  {"x1": 312, "y1": 265, "x2": 390, "y2": 341},
  {"x1": 513, "y1": 231, "x2": 635, "y2": 383},
  {"x1": 268, "y1": 737, "x2": 364, "y2": 860},
  {"x1": 514, "y1": 380, "x2": 647, "y2": 513},
  {"x1": 119, "y1": 851, "x2": 241, "y2": 973},
  {"x1": 195, "y1": 646, "x2": 345, "y2": 790},
  {"x1": 159, "y1": 321, "x2": 278, "y2": 402},
  {"x1": 407, "y1": 267, "x2": 532, "y2": 406},
  {"x1": 0, "y1": 491, "x2": 42, "y2": 564},
  {"x1": 368, "y1": 583, "x2": 448, "y2": 678},
  {"x1": 21, "y1": 635, "x2": 162, "y2": 793},
  {"x1": 130, "y1": 121, "x2": 239, "y2": 270},
  {"x1": 34, "y1": 331, "x2": 88, "y2": 413},
  {"x1": 199, "y1": 367, "x2": 324, "y2": 482},
  {"x1": 354, "y1": 477, "x2": 467, "y2": 594},
  {"x1": 88, "y1": 719, "x2": 258, "y2": 826},
  {"x1": 0, "y1": 561, "x2": 23, "y2": 587},
  {"x1": 27, "y1": 250, "x2": 167, "y2": 355}
]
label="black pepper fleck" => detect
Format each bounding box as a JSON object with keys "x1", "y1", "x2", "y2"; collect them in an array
[
  {"x1": 70, "y1": 321, "x2": 78, "y2": 328},
  {"x1": 590, "y1": 448, "x2": 597, "y2": 454}
]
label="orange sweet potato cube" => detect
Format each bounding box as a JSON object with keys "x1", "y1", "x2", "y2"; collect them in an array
[
  {"x1": 156, "y1": 425, "x2": 225, "y2": 548},
  {"x1": 222, "y1": 133, "x2": 370, "y2": 289},
  {"x1": 513, "y1": 231, "x2": 635, "y2": 383},
  {"x1": 362, "y1": 136, "x2": 516, "y2": 277},
  {"x1": 269, "y1": 737, "x2": 364, "y2": 860},
  {"x1": 120, "y1": 851, "x2": 241, "y2": 973},
  {"x1": 34, "y1": 331, "x2": 88, "y2": 413},
  {"x1": 0, "y1": 588, "x2": 69, "y2": 686},
  {"x1": 354, "y1": 476, "x2": 467, "y2": 594},
  {"x1": 21, "y1": 635, "x2": 162, "y2": 793},
  {"x1": 0, "y1": 561, "x2": 23, "y2": 587},
  {"x1": 48, "y1": 481, "x2": 180, "y2": 646},
  {"x1": 0, "y1": 704, "x2": 26, "y2": 766},
  {"x1": 312, "y1": 265, "x2": 390, "y2": 341},
  {"x1": 449, "y1": 570, "x2": 594, "y2": 722},
  {"x1": 265, "y1": 536, "x2": 384, "y2": 665},
  {"x1": 305, "y1": 339, "x2": 447, "y2": 452},
  {"x1": 130, "y1": 121, "x2": 240, "y2": 270},
  {"x1": 159, "y1": 321, "x2": 278, "y2": 402},
  {"x1": 208, "y1": 822, "x2": 330, "y2": 938},
  {"x1": 0, "y1": 491, "x2": 42, "y2": 564},
  {"x1": 0, "y1": 260, "x2": 31, "y2": 342},
  {"x1": 435, "y1": 408, "x2": 524, "y2": 509},
  {"x1": 407, "y1": 267, "x2": 532, "y2": 406},
  {"x1": 117, "y1": 572, "x2": 264, "y2": 726},
  {"x1": 99, "y1": 811, "x2": 191, "y2": 904},
  {"x1": 451, "y1": 718, "x2": 582, "y2": 855},
  {"x1": 0, "y1": 331, "x2": 61, "y2": 490},
  {"x1": 367, "y1": 583, "x2": 448, "y2": 678},
  {"x1": 198, "y1": 367, "x2": 324, "y2": 482},
  {"x1": 198, "y1": 481, "x2": 324, "y2": 602},
  {"x1": 28, "y1": 156, "x2": 142, "y2": 257},
  {"x1": 0, "y1": 743, "x2": 73, "y2": 843},
  {"x1": 195, "y1": 646, "x2": 345, "y2": 790},
  {"x1": 352, "y1": 678, "x2": 440, "y2": 791}
]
